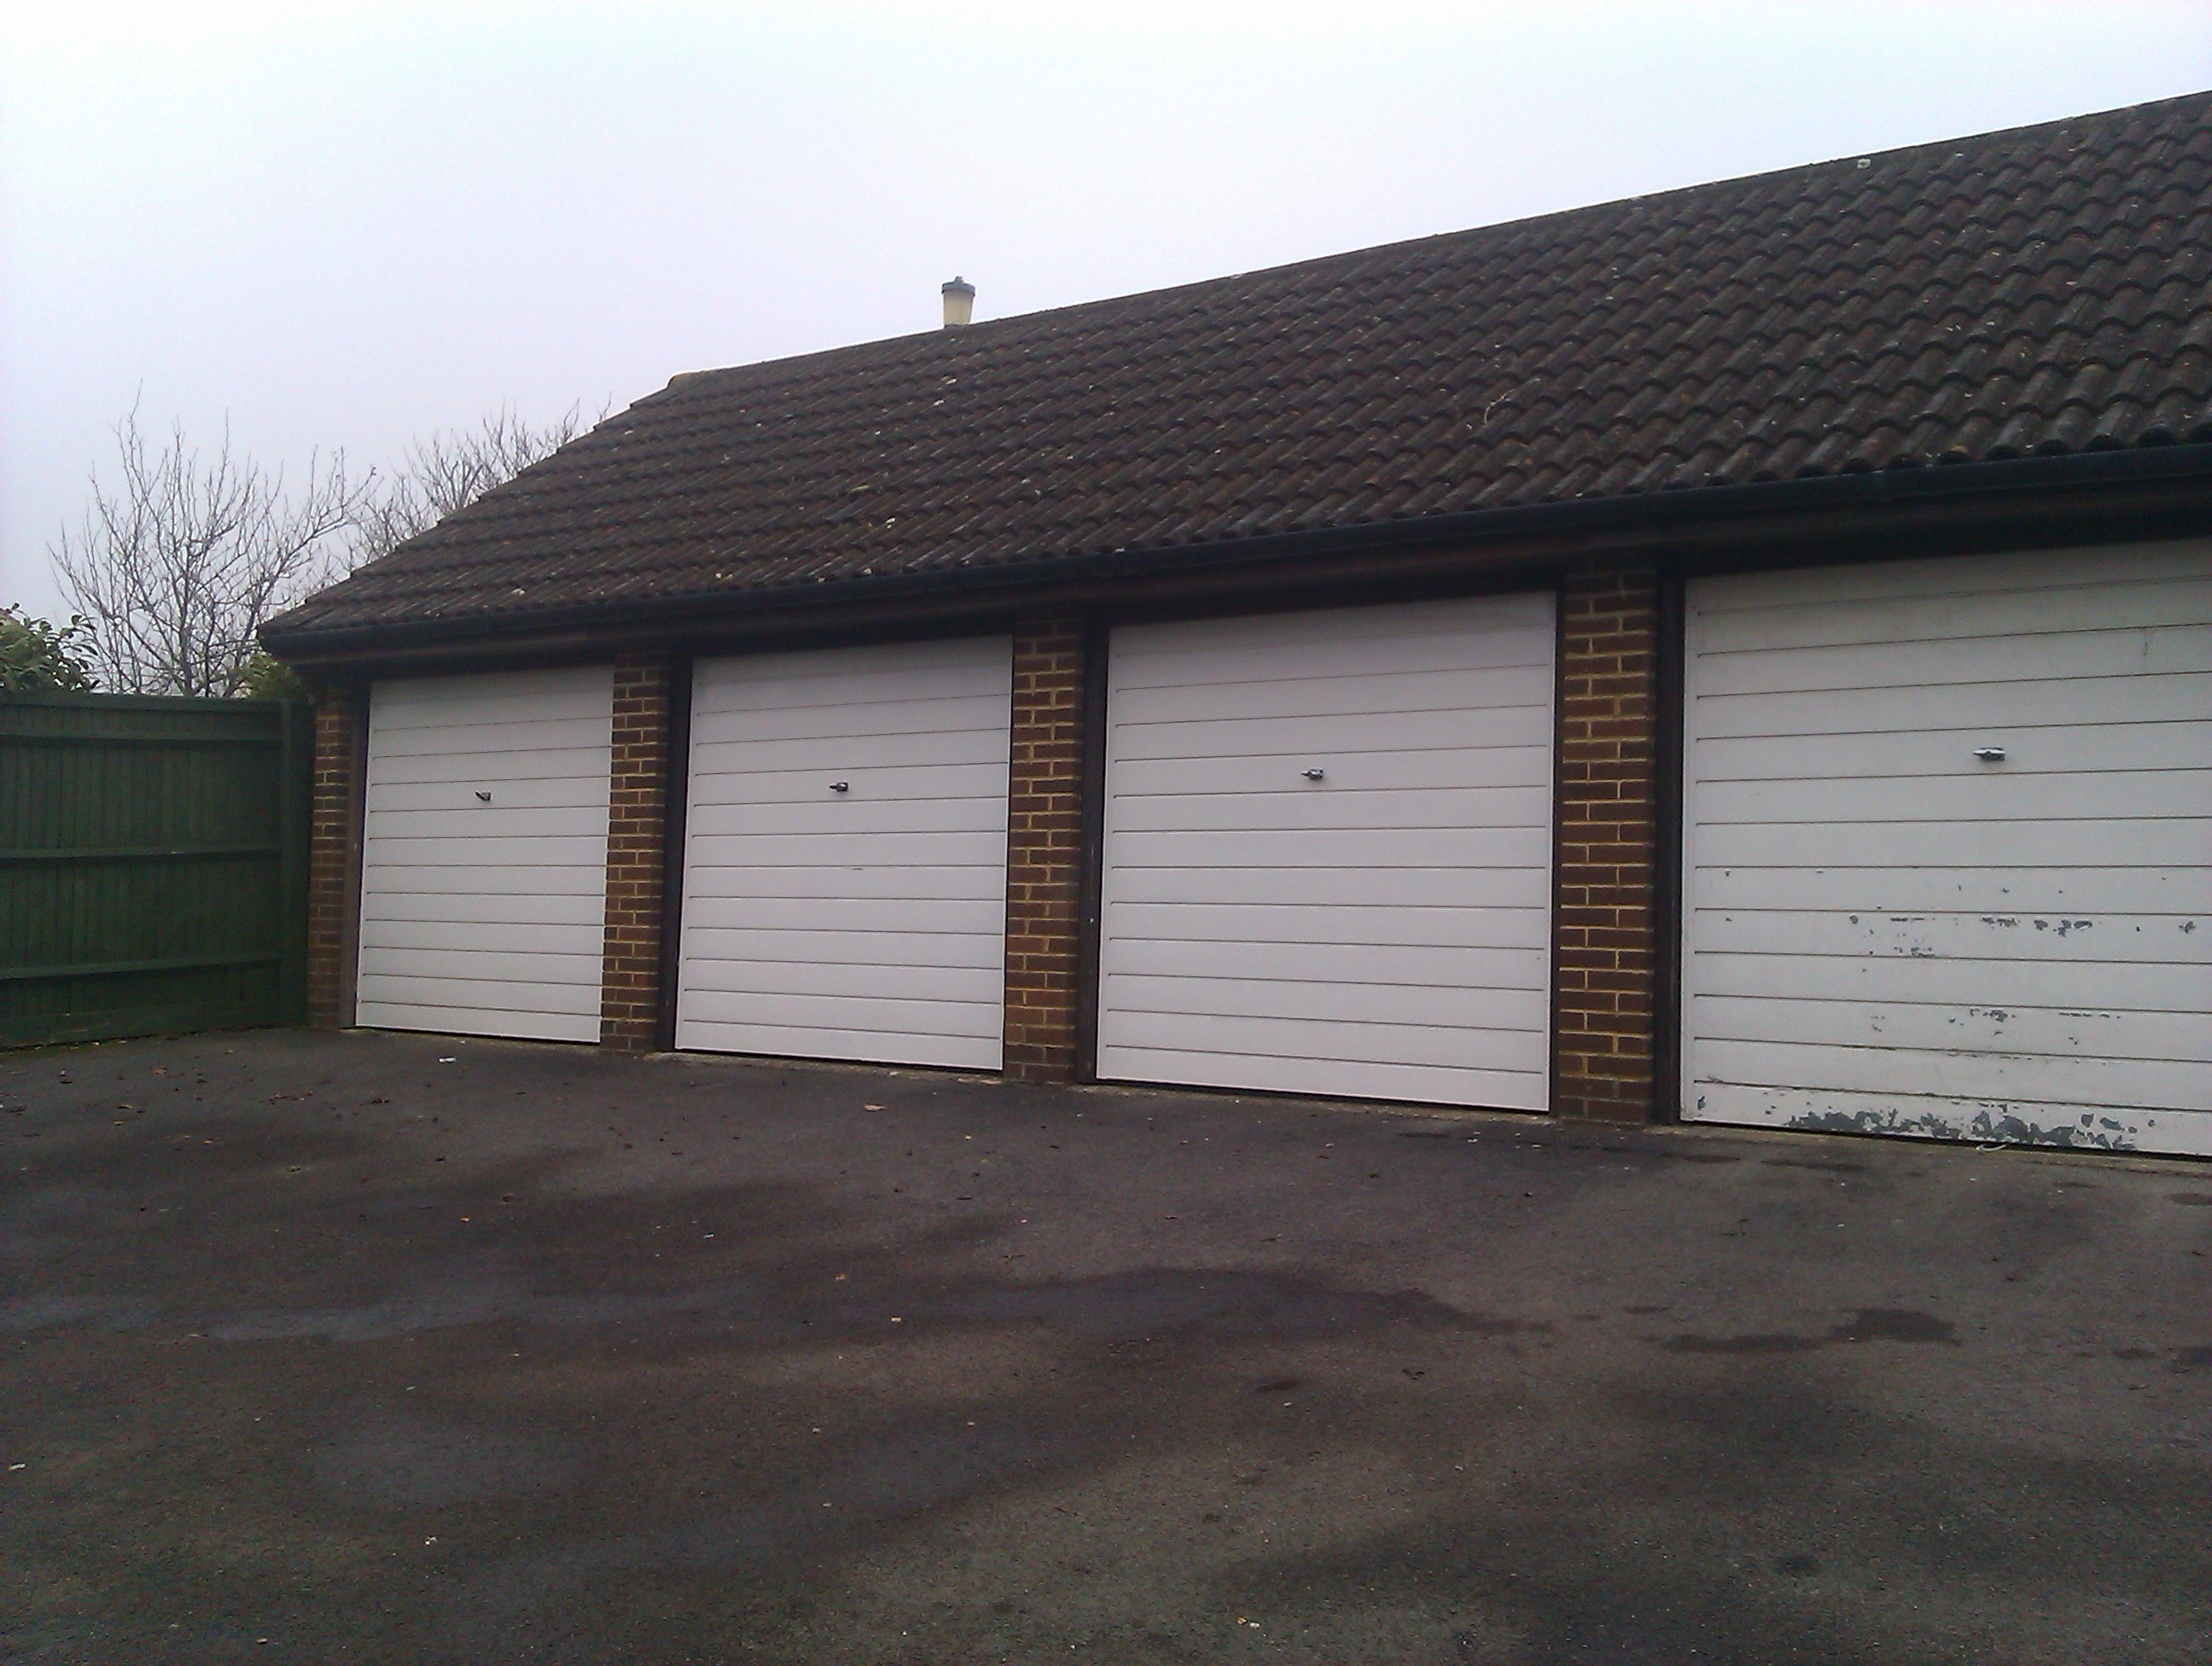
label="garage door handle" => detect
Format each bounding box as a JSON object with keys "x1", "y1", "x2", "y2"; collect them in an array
[
  {"x1": 1973, "y1": 747, "x2": 2006, "y2": 762},
  {"x1": 1303, "y1": 767, "x2": 1326, "y2": 781},
  {"x1": 475, "y1": 790, "x2": 492, "y2": 801},
  {"x1": 830, "y1": 781, "x2": 849, "y2": 793}
]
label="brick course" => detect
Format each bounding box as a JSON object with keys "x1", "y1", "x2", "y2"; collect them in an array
[
  {"x1": 600, "y1": 653, "x2": 674, "y2": 1051},
  {"x1": 1002, "y1": 614, "x2": 1087, "y2": 1081},
  {"x1": 306, "y1": 683, "x2": 366, "y2": 1030},
  {"x1": 1551, "y1": 565, "x2": 1662, "y2": 1121}
]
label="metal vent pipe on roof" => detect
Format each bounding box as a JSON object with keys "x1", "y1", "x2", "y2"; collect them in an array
[{"x1": 941, "y1": 277, "x2": 975, "y2": 329}]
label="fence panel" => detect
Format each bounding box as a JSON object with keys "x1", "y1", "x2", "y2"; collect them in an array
[{"x1": 0, "y1": 693, "x2": 311, "y2": 1046}]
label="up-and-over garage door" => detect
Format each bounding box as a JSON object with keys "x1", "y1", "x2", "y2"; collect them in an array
[
  {"x1": 1097, "y1": 594, "x2": 1556, "y2": 1109},
  {"x1": 676, "y1": 637, "x2": 1012, "y2": 1069},
  {"x1": 356, "y1": 666, "x2": 614, "y2": 1042},
  {"x1": 1681, "y1": 542, "x2": 2212, "y2": 1155}
]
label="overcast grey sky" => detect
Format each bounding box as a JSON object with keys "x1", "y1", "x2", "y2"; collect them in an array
[{"x1": 5, "y1": 2, "x2": 2209, "y2": 622}]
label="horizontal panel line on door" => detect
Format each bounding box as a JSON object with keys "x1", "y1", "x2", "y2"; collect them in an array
[
  {"x1": 1689, "y1": 861, "x2": 2196, "y2": 873},
  {"x1": 1694, "y1": 718, "x2": 2210, "y2": 744},
  {"x1": 678, "y1": 955, "x2": 1002, "y2": 978},
  {"x1": 1116, "y1": 668, "x2": 1557, "y2": 701},
  {"x1": 684, "y1": 789, "x2": 1010, "y2": 804},
  {"x1": 362, "y1": 878, "x2": 604, "y2": 894},
  {"x1": 679, "y1": 986, "x2": 995, "y2": 1011},
  {"x1": 1695, "y1": 766, "x2": 2212, "y2": 788},
  {"x1": 365, "y1": 766, "x2": 611, "y2": 786},
  {"x1": 1110, "y1": 900, "x2": 1551, "y2": 913},
  {"x1": 690, "y1": 719, "x2": 1012, "y2": 745},
  {"x1": 1107, "y1": 934, "x2": 1545, "y2": 952},
  {"x1": 1691, "y1": 668, "x2": 2210, "y2": 701},
  {"x1": 1115, "y1": 753, "x2": 1557, "y2": 776},
  {"x1": 1692, "y1": 1072, "x2": 2192, "y2": 1116},
  {"x1": 681, "y1": 892, "x2": 1003, "y2": 908},
  {"x1": 1691, "y1": 1034, "x2": 2204, "y2": 1069},
  {"x1": 358, "y1": 941, "x2": 607, "y2": 960},
  {"x1": 1692, "y1": 766, "x2": 2210, "y2": 786},
  {"x1": 689, "y1": 759, "x2": 1009, "y2": 775},
  {"x1": 361, "y1": 967, "x2": 602, "y2": 988},
  {"x1": 1685, "y1": 984, "x2": 2202, "y2": 1016},
  {"x1": 681, "y1": 1009, "x2": 1004, "y2": 1035},
  {"x1": 1115, "y1": 615, "x2": 1551, "y2": 650},
  {"x1": 365, "y1": 809, "x2": 623, "y2": 826},
  {"x1": 361, "y1": 874, "x2": 607, "y2": 888},
  {"x1": 1104, "y1": 1001, "x2": 1546, "y2": 1034},
  {"x1": 692, "y1": 687, "x2": 1004, "y2": 717},
  {"x1": 1690, "y1": 619, "x2": 2212, "y2": 655},
  {"x1": 1104, "y1": 1038, "x2": 1547, "y2": 1075},
  {"x1": 365, "y1": 737, "x2": 617, "y2": 758},
  {"x1": 1111, "y1": 789, "x2": 1551, "y2": 807},
  {"x1": 1103, "y1": 964, "x2": 1542, "y2": 991},
  {"x1": 368, "y1": 700, "x2": 615, "y2": 721},
  {"x1": 370, "y1": 708, "x2": 613, "y2": 726},
  {"x1": 363, "y1": 1013, "x2": 606, "y2": 1026},
  {"x1": 365, "y1": 713, "x2": 614, "y2": 731},
  {"x1": 684, "y1": 861, "x2": 1007, "y2": 875},
  {"x1": 363, "y1": 987, "x2": 606, "y2": 1013},
  {"x1": 1107, "y1": 935, "x2": 1546, "y2": 954},
  {"x1": 1119, "y1": 616, "x2": 1553, "y2": 649},
  {"x1": 681, "y1": 927, "x2": 1004, "y2": 942},
  {"x1": 687, "y1": 826, "x2": 1011, "y2": 842},
  {"x1": 1107, "y1": 821, "x2": 1555, "y2": 838},
  {"x1": 1113, "y1": 740, "x2": 1552, "y2": 762},
  {"x1": 1692, "y1": 905, "x2": 2208, "y2": 923},
  {"x1": 1109, "y1": 862, "x2": 1550, "y2": 876},
  {"x1": 364, "y1": 760, "x2": 611, "y2": 776},
  {"x1": 693, "y1": 684, "x2": 1009, "y2": 710},
  {"x1": 355, "y1": 832, "x2": 614, "y2": 848},
  {"x1": 1691, "y1": 813, "x2": 2212, "y2": 829},
  {"x1": 1702, "y1": 601, "x2": 2212, "y2": 638},
  {"x1": 358, "y1": 1018, "x2": 600, "y2": 1044},
  {"x1": 355, "y1": 983, "x2": 603, "y2": 1005},
  {"x1": 1121, "y1": 702, "x2": 1554, "y2": 731}
]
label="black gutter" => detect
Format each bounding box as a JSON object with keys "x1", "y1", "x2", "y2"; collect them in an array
[{"x1": 261, "y1": 441, "x2": 2212, "y2": 659}]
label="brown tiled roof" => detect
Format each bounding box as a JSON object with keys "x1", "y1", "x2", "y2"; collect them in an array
[{"x1": 269, "y1": 91, "x2": 2212, "y2": 645}]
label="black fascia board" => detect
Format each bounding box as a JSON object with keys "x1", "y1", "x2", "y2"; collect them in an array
[{"x1": 260, "y1": 440, "x2": 2212, "y2": 659}]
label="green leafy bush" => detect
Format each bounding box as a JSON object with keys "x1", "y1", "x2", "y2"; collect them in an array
[{"x1": 1, "y1": 606, "x2": 95, "y2": 692}]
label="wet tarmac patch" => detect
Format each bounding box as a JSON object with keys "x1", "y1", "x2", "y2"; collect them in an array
[
  {"x1": 11, "y1": 1028, "x2": 2212, "y2": 1665},
  {"x1": 312, "y1": 1408, "x2": 578, "y2": 1509},
  {"x1": 182, "y1": 1263, "x2": 1489, "y2": 1352},
  {"x1": 1664, "y1": 1308, "x2": 1957, "y2": 1355},
  {"x1": 1664, "y1": 1331, "x2": 1819, "y2": 1355},
  {"x1": 1827, "y1": 1308, "x2": 1957, "y2": 1347}
]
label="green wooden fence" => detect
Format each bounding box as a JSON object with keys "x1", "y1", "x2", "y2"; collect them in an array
[{"x1": 0, "y1": 692, "x2": 311, "y2": 1047}]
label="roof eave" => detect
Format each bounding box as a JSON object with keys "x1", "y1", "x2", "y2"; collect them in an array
[{"x1": 259, "y1": 442, "x2": 2212, "y2": 663}]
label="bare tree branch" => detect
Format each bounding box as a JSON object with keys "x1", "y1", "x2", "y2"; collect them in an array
[
  {"x1": 346, "y1": 403, "x2": 601, "y2": 568},
  {"x1": 46, "y1": 399, "x2": 602, "y2": 696},
  {"x1": 49, "y1": 400, "x2": 359, "y2": 696}
]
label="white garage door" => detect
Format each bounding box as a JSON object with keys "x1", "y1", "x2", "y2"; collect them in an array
[
  {"x1": 1098, "y1": 593, "x2": 1556, "y2": 1109},
  {"x1": 676, "y1": 637, "x2": 1011, "y2": 1069},
  {"x1": 357, "y1": 665, "x2": 613, "y2": 1042},
  {"x1": 1682, "y1": 541, "x2": 2212, "y2": 1155}
]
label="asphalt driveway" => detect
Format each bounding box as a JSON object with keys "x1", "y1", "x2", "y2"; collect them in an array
[{"x1": 3, "y1": 1030, "x2": 2209, "y2": 1664}]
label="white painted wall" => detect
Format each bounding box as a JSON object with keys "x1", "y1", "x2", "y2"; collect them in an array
[
  {"x1": 677, "y1": 637, "x2": 1011, "y2": 1069},
  {"x1": 357, "y1": 665, "x2": 613, "y2": 1042},
  {"x1": 1098, "y1": 593, "x2": 1557, "y2": 1109},
  {"x1": 1681, "y1": 541, "x2": 2212, "y2": 1154}
]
